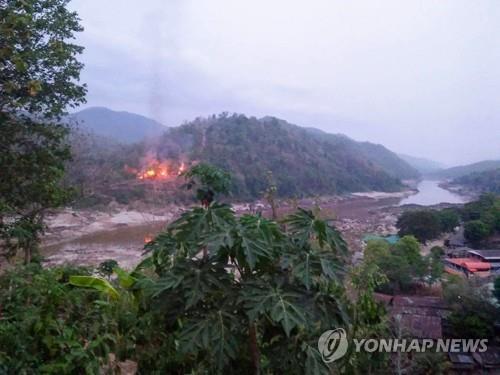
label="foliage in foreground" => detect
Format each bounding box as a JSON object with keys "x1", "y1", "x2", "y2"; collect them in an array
[
  {"x1": 141, "y1": 202, "x2": 351, "y2": 373},
  {"x1": 0, "y1": 0, "x2": 87, "y2": 263},
  {"x1": 0, "y1": 264, "x2": 117, "y2": 373},
  {"x1": 0, "y1": 165, "x2": 390, "y2": 373}
]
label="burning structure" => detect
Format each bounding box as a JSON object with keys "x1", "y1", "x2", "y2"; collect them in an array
[
  {"x1": 124, "y1": 159, "x2": 187, "y2": 181},
  {"x1": 111, "y1": 157, "x2": 191, "y2": 205}
]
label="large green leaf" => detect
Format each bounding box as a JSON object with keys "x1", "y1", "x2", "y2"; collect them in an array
[
  {"x1": 238, "y1": 234, "x2": 273, "y2": 270},
  {"x1": 239, "y1": 214, "x2": 283, "y2": 244},
  {"x1": 241, "y1": 282, "x2": 307, "y2": 336},
  {"x1": 304, "y1": 345, "x2": 331, "y2": 375},
  {"x1": 169, "y1": 203, "x2": 236, "y2": 244},
  {"x1": 113, "y1": 266, "x2": 136, "y2": 289},
  {"x1": 178, "y1": 311, "x2": 239, "y2": 371},
  {"x1": 68, "y1": 276, "x2": 119, "y2": 300},
  {"x1": 284, "y1": 208, "x2": 347, "y2": 254},
  {"x1": 234, "y1": 214, "x2": 282, "y2": 270},
  {"x1": 149, "y1": 260, "x2": 232, "y2": 309},
  {"x1": 281, "y1": 246, "x2": 344, "y2": 289}
]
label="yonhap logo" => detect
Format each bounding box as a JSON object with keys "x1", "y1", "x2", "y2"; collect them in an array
[
  {"x1": 317, "y1": 328, "x2": 349, "y2": 363},
  {"x1": 318, "y1": 328, "x2": 488, "y2": 364}
]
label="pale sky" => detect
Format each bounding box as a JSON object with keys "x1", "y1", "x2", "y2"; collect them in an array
[{"x1": 70, "y1": 0, "x2": 500, "y2": 166}]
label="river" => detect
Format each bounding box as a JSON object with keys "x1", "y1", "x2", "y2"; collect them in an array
[
  {"x1": 398, "y1": 180, "x2": 466, "y2": 206},
  {"x1": 43, "y1": 222, "x2": 166, "y2": 269}
]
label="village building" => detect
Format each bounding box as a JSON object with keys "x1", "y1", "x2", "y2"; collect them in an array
[
  {"x1": 444, "y1": 246, "x2": 472, "y2": 259},
  {"x1": 443, "y1": 249, "x2": 500, "y2": 277},
  {"x1": 467, "y1": 249, "x2": 500, "y2": 274},
  {"x1": 374, "y1": 294, "x2": 449, "y2": 339},
  {"x1": 472, "y1": 347, "x2": 500, "y2": 371},
  {"x1": 448, "y1": 352, "x2": 477, "y2": 372},
  {"x1": 443, "y1": 257, "x2": 492, "y2": 278}
]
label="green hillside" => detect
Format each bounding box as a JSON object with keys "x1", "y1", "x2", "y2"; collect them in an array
[
  {"x1": 155, "y1": 114, "x2": 414, "y2": 198},
  {"x1": 452, "y1": 168, "x2": 500, "y2": 194}
]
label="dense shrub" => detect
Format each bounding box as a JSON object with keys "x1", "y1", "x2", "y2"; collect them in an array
[
  {"x1": 0, "y1": 265, "x2": 116, "y2": 372},
  {"x1": 396, "y1": 210, "x2": 442, "y2": 243}
]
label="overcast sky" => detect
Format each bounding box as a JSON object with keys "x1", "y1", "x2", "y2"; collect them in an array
[{"x1": 70, "y1": 0, "x2": 500, "y2": 166}]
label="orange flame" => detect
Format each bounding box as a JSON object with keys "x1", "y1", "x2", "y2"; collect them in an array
[{"x1": 132, "y1": 159, "x2": 187, "y2": 181}]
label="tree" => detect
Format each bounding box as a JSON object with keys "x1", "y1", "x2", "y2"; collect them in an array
[
  {"x1": 182, "y1": 163, "x2": 231, "y2": 207},
  {"x1": 0, "y1": 0, "x2": 86, "y2": 117},
  {"x1": 430, "y1": 246, "x2": 444, "y2": 258},
  {"x1": 396, "y1": 210, "x2": 441, "y2": 243},
  {"x1": 461, "y1": 193, "x2": 497, "y2": 221},
  {"x1": 0, "y1": 116, "x2": 72, "y2": 262},
  {"x1": 141, "y1": 167, "x2": 351, "y2": 373},
  {"x1": 437, "y1": 209, "x2": 460, "y2": 233},
  {"x1": 376, "y1": 251, "x2": 413, "y2": 293},
  {"x1": 348, "y1": 263, "x2": 391, "y2": 373},
  {"x1": 0, "y1": 0, "x2": 86, "y2": 263},
  {"x1": 365, "y1": 239, "x2": 413, "y2": 293},
  {"x1": 464, "y1": 220, "x2": 490, "y2": 245},
  {"x1": 263, "y1": 170, "x2": 278, "y2": 219},
  {"x1": 365, "y1": 236, "x2": 431, "y2": 293},
  {"x1": 393, "y1": 235, "x2": 422, "y2": 267},
  {"x1": 363, "y1": 239, "x2": 390, "y2": 263},
  {"x1": 443, "y1": 277, "x2": 498, "y2": 339},
  {"x1": 425, "y1": 250, "x2": 444, "y2": 285}
]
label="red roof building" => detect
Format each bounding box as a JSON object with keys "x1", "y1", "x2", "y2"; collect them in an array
[{"x1": 444, "y1": 258, "x2": 491, "y2": 277}]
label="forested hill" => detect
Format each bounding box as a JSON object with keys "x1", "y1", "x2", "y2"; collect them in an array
[
  {"x1": 451, "y1": 168, "x2": 500, "y2": 194},
  {"x1": 431, "y1": 160, "x2": 500, "y2": 179},
  {"x1": 156, "y1": 114, "x2": 418, "y2": 198},
  {"x1": 302, "y1": 127, "x2": 419, "y2": 180},
  {"x1": 68, "y1": 107, "x2": 168, "y2": 143}
]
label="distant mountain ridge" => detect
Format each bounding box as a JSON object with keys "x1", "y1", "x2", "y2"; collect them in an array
[
  {"x1": 398, "y1": 153, "x2": 445, "y2": 174},
  {"x1": 65, "y1": 109, "x2": 422, "y2": 201},
  {"x1": 153, "y1": 114, "x2": 419, "y2": 198},
  {"x1": 431, "y1": 160, "x2": 500, "y2": 179},
  {"x1": 68, "y1": 107, "x2": 168, "y2": 143}
]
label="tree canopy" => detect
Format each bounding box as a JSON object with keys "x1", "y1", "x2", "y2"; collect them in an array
[
  {"x1": 0, "y1": 0, "x2": 86, "y2": 117},
  {"x1": 396, "y1": 210, "x2": 442, "y2": 243},
  {"x1": 0, "y1": 0, "x2": 86, "y2": 263},
  {"x1": 364, "y1": 235, "x2": 441, "y2": 293}
]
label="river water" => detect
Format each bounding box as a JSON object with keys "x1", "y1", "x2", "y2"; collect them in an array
[
  {"x1": 398, "y1": 180, "x2": 466, "y2": 206},
  {"x1": 43, "y1": 222, "x2": 166, "y2": 269}
]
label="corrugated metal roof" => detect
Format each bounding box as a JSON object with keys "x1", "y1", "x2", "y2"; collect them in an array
[{"x1": 468, "y1": 249, "x2": 500, "y2": 260}]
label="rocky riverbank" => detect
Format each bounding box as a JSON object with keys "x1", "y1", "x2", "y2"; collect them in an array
[{"x1": 41, "y1": 189, "x2": 417, "y2": 267}]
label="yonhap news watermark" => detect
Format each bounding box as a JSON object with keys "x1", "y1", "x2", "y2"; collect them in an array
[{"x1": 318, "y1": 328, "x2": 488, "y2": 363}]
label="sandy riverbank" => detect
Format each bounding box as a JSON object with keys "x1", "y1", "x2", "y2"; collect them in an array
[
  {"x1": 42, "y1": 207, "x2": 182, "y2": 247},
  {"x1": 41, "y1": 189, "x2": 416, "y2": 268}
]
